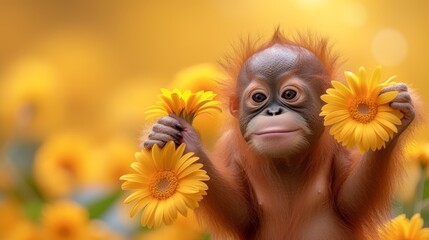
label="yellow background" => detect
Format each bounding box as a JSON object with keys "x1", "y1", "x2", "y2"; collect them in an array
[
  {"x1": 1, "y1": 0, "x2": 428, "y2": 92},
  {"x1": 2, "y1": 0, "x2": 428, "y2": 136},
  {"x1": 1, "y1": 1, "x2": 429, "y2": 238}
]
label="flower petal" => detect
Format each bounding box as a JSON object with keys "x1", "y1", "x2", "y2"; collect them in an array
[
  {"x1": 377, "y1": 112, "x2": 402, "y2": 126},
  {"x1": 124, "y1": 189, "x2": 151, "y2": 204},
  {"x1": 130, "y1": 196, "x2": 152, "y2": 217},
  {"x1": 141, "y1": 200, "x2": 158, "y2": 228},
  {"x1": 377, "y1": 91, "x2": 398, "y2": 105},
  {"x1": 178, "y1": 163, "x2": 204, "y2": 179}
]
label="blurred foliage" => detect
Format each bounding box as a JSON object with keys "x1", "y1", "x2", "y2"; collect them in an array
[{"x1": 1, "y1": 0, "x2": 429, "y2": 239}]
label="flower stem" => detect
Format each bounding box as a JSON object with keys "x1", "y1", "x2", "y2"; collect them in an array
[{"x1": 414, "y1": 164, "x2": 427, "y2": 213}]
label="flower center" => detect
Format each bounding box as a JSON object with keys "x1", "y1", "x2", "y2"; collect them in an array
[
  {"x1": 348, "y1": 97, "x2": 378, "y2": 124},
  {"x1": 55, "y1": 222, "x2": 75, "y2": 237},
  {"x1": 149, "y1": 171, "x2": 178, "y2": 200}
]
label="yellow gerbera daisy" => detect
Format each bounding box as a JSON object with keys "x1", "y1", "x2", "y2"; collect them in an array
[
  {"x1": 320, "y1": 66, "x2": 404, "y2": 152},
  {"x1": 379, "y1": 213, "x2": 429, "y2": 240},
  {"x1": 120, "y1": 141, "x2": 209, "y2": 228},
  {"x1": 144, "y1": 88, "x2": 222, "y2": 124}
]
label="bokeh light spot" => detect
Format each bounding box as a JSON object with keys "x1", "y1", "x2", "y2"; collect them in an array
[{"x1": 372, "y1": 28, "x2": 408, "y2": 66}]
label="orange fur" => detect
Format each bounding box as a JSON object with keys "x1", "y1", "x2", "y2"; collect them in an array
[
  {"x1": 218, "y1": 28, "x2": 340, "y2": 111},
  {"x1": 194, "y1": 30, "x2": 419, "y2": 239}
]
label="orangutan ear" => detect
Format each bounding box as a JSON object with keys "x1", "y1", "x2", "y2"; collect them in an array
[{"x1": 229, "y1": 97, "x2": 239, "y2": 118}]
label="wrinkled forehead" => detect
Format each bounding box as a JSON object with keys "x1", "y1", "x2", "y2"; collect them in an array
[
  {"x1": 241, "y1": 44, "x2": 327, "y2": 81},
  {"x1": 248, "y1": 44, "x2": 300, "y2": 78}
]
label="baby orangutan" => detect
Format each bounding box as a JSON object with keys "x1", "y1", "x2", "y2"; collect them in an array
[{"x1": 143, "y1": 31, "x2": 416, "y2": 239}]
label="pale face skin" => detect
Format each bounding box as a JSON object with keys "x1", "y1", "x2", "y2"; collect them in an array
[{"x1": 143, "y1": 43, "x2": 415, "y2": 239}]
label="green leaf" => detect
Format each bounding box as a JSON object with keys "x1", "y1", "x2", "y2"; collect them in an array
[
  {"x1": 413, "y1": 165, "x2": 427, "y2": 213},
  {"x1": 87, "y1": 189, "x2": 122, "y2": 219},
  {"x1": 422, "y1": 210, "x2": 429, "y2": 227},
  {"x1": 201, "y1": 231, "x2": 212, "y2": 240},
  {"x1": 138, "y1": 225, "x2": 152, "y2": 233},
  {"x1": 24, "y1": 200, "x2": 44, "y2": 222},
  {"x1": 423, "y1": 177, "x2": 429, "y2": 199}
]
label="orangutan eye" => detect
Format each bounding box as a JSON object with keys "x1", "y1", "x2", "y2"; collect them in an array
[
  {"x1": 252, "y1": 92, "x2": 267, "y2": 103},
  {"x1": 282, "y1": 90, "x2": 297, "y2": 100}
]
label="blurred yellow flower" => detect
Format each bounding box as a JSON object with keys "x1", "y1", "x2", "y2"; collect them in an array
[
  {"x1": 87, "y1": 220, "x2": 124, "y2": 240},
  {"x1": 379, "y1": 213, "x2": 429, "y2": 240},
  {"x1": 41, "y1": 201, "x2": 89, "y2": 240},
  {"x1": 33, "y1": 132, "x2": 94, "y2": 199},
  {"x1": 0, "y1": 59, "x2": 62, "y2": 140},
  {"x1": 170, "y1": 63, "x2": 225, "y2": 93},
  {"x1": 4, "y1": 220, "x2": 41, "y2": 240},
  {"x1": 120, "y1": 142, "x2": 209, "y2": 228},
  {"x1": 145, "y1": 89, "x2": 221, "y2": 124},
  {"x1": 395, "y1": 142, "x2": 429, "y2": 202},
  {"x1": 0, "y1": 198, "x2": 26, "y2": 238},
  {"x1": 98, "y1": 136, "x2": 137, "y2": 187},
  {"x1": 134, "y1": 212, "x2": 206, "y2": 240},
  {"x1": 320, "y1": 66, "x2": 403, "y2": 152},
  {"x1": 169, "y1": 63, "x2": 226, "y2": 149},
  {"x1": 405, "y1": 142, "x2": 429, "y2": 166}
]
